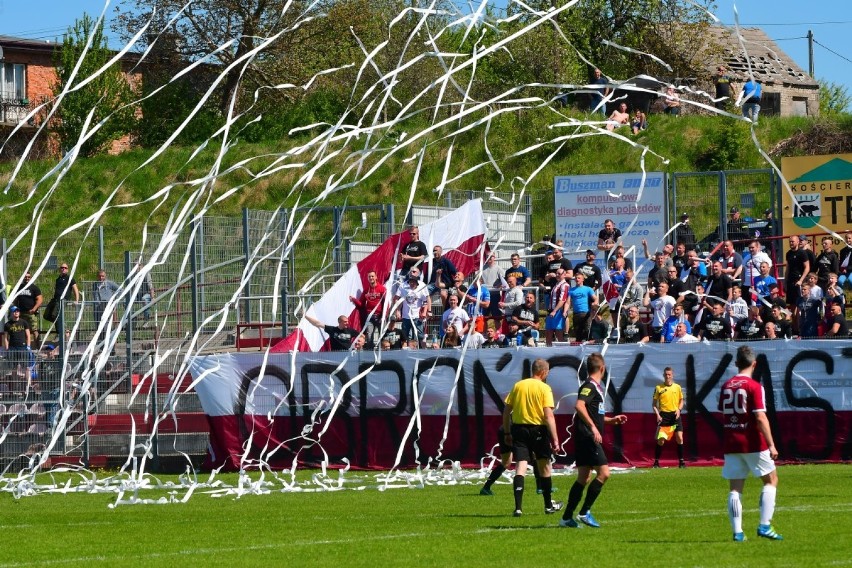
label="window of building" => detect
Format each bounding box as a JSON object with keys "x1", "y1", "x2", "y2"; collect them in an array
[{"x1": 1, "y1": 63, "x2": 26, "y2": 102}]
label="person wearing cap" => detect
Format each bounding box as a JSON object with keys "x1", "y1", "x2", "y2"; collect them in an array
[
  {"x1": 726, "y1": 207, "x2": 748, "y2": 250},
  {"x1": 675, "y1": 212, "x2": 696, "y2": 251},
  {"x1": 3, "y1": 306, "x2": 35, "y2": 378},
  {"x1": 3, "y1": 306, "x2": 30, "y2": 349},
  {"x1": 575, "y1": 250, "x2": 602, "y2": 291}
]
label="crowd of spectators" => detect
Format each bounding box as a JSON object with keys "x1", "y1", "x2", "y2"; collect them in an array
[{"x1": 313, "y1": 223, "x2": 852, "y2": 351}]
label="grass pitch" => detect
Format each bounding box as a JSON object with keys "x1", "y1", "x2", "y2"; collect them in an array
[{"x1": 0, "y1": 464, "x2": 850, "y2": 567}]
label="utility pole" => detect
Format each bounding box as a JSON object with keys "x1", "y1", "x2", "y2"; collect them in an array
[{"x1": 808, "y1": 30, "x2": 814, "y2": 77}]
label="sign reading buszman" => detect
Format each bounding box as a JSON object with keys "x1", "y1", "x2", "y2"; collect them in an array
[{"x1": 554, "y1": 172, "x2": 666, "y2": 263}]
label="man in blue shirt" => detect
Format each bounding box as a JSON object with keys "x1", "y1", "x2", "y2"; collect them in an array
[
  {"x1": 741, "y1": 78, "x2": 762, "y2": 124},
  {"x1": 568, "y1": 273, "x2": 598, "y2": 342}
]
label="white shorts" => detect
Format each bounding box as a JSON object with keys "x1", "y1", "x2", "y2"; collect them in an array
[{"x1": 722, "y1": 450, "x2": 776, "y2": 480}]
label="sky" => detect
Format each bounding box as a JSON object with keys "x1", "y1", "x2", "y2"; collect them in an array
[{"x1": 1, "y1": 0, "x2": 850, "y2": 104}]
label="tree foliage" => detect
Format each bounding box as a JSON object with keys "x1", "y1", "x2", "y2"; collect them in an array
[
  {"x1": 52, "y1": 13, "x2": 136, "y2": 157},
  {"x1": 819, "y1": 79, "x2": 851, "y2": 116}
]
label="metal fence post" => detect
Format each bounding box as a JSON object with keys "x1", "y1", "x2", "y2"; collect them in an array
[
  {"x1": 196, "y1": 218, "x2": 206, "y2": 329},
  {"x1": 124, "y1": 252, "x2": 133, "y2": 390},
  {"x1": 333, "y1": 206, "x2": 343, "y2": 275},
  {"x1": 242, "y1": 208, "x2": 251, "y2": 324},
  {"x1": 719, "y1": 171, "x2": 728, "y2": 241},
  {"x1": 98, "y1": 226, "x2": 105, "y2": 270},
  {"x1": 190, "y1": 221, "x2": 199, "y2": 335},
  {"x1": 280, "y1": 208, "x2": 289, "y2": 335}
]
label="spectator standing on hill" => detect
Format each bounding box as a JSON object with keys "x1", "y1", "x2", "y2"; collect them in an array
[
  {"x1": 741, "y1": 78, "x2": 762, "y2": 124},
  {"x1": 714, "y1": 65, "x2": 735, "y2": 110},
  {"x1": 590, "y1": 68, "x2": 610, "y2": 115},
  {"x1": 719, "y1": 346, "x2": 783, "y2": 542},
  {"x1": 559, "y1": 353, "x2": 627, "y2": 529}
]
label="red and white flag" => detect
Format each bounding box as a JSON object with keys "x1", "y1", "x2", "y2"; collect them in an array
[{"x1": 273, "y1": 200, "x2": 487, "y2": 352}]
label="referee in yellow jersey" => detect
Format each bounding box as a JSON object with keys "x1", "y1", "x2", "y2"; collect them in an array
[
  {"x1": 503, "y1": 358, "x2": 561, "y2": 517},
  {"x1": 652, "y1": 367, "x2": 685, "y2": 468}
]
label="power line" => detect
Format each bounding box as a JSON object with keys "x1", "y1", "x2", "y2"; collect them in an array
[
  {"x1": 771, "y1": 36, "x2": 807, "y2": 42},
  {"x1": 813, "y1": 39, "x2": 852, "y2": 66},
  {"x1": 736, "y1": 20, "x2": 852, "y2": 26}
]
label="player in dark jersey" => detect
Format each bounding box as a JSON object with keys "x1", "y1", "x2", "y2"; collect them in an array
[
  {"x1": 559, "y1": 353, "x2": 627, "y2": 529},
  {"x1": 718, "y1": 346, "x2": 783, "y2": 542}
]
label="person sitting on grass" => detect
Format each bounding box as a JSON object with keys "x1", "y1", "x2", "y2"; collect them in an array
[
  {"x1": 631, "y1": 110, "x2": 647, "y2": 135},
  {"x1": 606, "y1": 102, "x2": 630, "y2": 131}
]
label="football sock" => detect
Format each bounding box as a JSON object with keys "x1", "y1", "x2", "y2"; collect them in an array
[
  {"x1": 532, "y1": 460, "x2": 541, "y2": 490},
  {"x1": 728, "y1": 491, "x2": 743, "y2": 534},
  {"x1": 540, "y1": 476, "x2": 553, "y2": 508},
  {"x1": 513, "y1": 475, "x2": 525, "y2": 511},
  {"x1": 483, "y1": 463, "x2": 506, "y2": 490},
  {"x1": 759, "y1": 485, "x2": 777, "y2": 526},
  {"x1": 563, "y1": 481, "x2": 585, "y2": 520},
  {"x1": 579, "y1": 478, "x2": 604, "y2": 515},
  {"x1": 654, "y1": 444, "x2": 663, "y2": 461},
  {"x1": 677, "y1": 444, "x2": 684, "y2": 460}
]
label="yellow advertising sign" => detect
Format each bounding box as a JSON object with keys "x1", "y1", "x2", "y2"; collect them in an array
[{"x1": 781, "y1": 153, "x2": 852, "y2": 232}]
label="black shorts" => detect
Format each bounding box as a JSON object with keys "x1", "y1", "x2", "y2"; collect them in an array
[
  {"x1": 574, "y1": 437, "x2": 608, "y2": 467},
  {"x1": 510, "y1": 424, "x2": 552, "y2": 462},
  {"x1": 659, "y1": 411, "x2": 682, "y2": 431}
]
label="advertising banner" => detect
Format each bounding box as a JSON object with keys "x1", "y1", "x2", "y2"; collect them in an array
[
  {"x1": 554, "y1": 172, "x2": 667, "y2": 267},
  {"x1": 191, "y1": 341, "x2": 852, "y2": 471},
  {"x1": 781, "y1": 153, "x2": 852, "y2": 233}
]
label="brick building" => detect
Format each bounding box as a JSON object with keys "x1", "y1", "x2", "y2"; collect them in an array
[{"x1": 0, "y1": 34, "x2": 140, "y2": 159}]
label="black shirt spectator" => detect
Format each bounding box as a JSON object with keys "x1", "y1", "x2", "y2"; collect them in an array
[
  {"x1": 694, "y1": 307, "x2": 732, "y2": 341},
  {"x1": 575, "y1": 250, "x2": 602, "y2": 290},
  {"x1": 54, "y1": 263, "x2": 80, "y2": 301}
]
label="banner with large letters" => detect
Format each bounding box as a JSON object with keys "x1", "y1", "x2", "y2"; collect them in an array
[{"x1": 190, "y1": 341, "x2": 852, "y2": 471}]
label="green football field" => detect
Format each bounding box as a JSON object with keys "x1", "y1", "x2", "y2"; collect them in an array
[{"x1": 1, "y1": 464, "x2": 850, "y2": 567}]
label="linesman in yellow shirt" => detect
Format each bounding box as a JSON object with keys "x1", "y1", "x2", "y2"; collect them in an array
[
  {"x1": 503, "y1": 358, "x2": 561, "y2": 517},
  {"x1": 652, "y1": 367, "x2": 685, "y2": 468}
]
